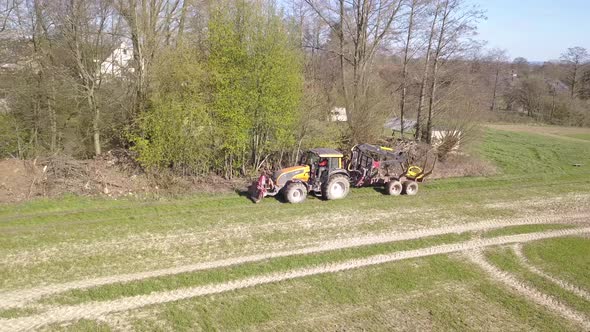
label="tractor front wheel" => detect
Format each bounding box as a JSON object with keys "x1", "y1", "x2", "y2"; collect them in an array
[
  {"x1": 284, "y1": 182, "x2": 308, "y2": 203},
  {"x1": 403, "y1": 181, "x2": 419, "y2": 196},
  {"x1": 323, "y1": 174, "x2": 350, "y2": 200},
  {"x1": 386, "y1": 181, "x2": 403, "y2": 196}
]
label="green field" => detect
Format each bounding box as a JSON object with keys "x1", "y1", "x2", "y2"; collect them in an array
[{"x1": 0, "y1": 128, "x2": 589, "y2": 331}]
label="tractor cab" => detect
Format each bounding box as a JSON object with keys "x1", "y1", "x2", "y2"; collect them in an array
[{"x1": 300, "y1": 148, "x2": 344, "y2": 187}]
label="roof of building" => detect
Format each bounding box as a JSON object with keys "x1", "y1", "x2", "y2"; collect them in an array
[
  {"x1": 384, "y1": 117, "x2": 417, "y2": 131},
  {"x1": 309, "y1": 148, "x2": 343, "y2": 158}
]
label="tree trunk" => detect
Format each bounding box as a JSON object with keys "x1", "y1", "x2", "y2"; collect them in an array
[
  {"x1": 490, "y1": 66, "x2": 499, "y2": 111},
  {"x1": 47, "y1": 81, "x2": 58, "y2": 152},
  {"x1": 176, "y1": 0, "x2": 190, "y2": 47},
  {"x1": 415, "y1": 4, "x2": 440, "y2": 141},
  {"x1": 424, "y1": 0, "x2": 450, "y2": 144},
  {"x1": 338, "y1": 0, "x2": 350, "y2": 129},
  {"x1": 399, "y1": 0, "x2": 416, "y2": 139},
  {"x1": 571, "y1": 63, "x2": 578, "y2": 98},
  {"x1": 88, "y1": 90, "x2": 101, "y2": 156}
]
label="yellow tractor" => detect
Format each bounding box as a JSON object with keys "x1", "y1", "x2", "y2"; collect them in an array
[{"x1": 251, "y1": 148, "x2": 350, "y2": 203}]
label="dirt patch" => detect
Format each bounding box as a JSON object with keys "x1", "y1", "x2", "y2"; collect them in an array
[
  {"x1": 0, "y1": 152, "x2": 247, "y2": 203},
  {"x1": 0, "y1": 159, "x2": 39, "y2": 203}
]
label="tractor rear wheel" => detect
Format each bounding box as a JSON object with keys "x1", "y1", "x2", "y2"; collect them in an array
[
  {"x1": 322, "y1": 174, "x2": 350, "y2": 200},
  {"x1": 403, "y1": 181, "x2": 419, "y2": 196},
  {"x1": 284, "y1": 182, "x2": 308, "y2": 203},
  {"x1": 386, "y1": 181, "x2": 403, "y2": 196}
]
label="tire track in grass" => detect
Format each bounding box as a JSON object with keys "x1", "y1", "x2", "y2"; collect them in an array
[
  {"x1": 0, "y1": 212, "x2": 588, "y2": 309},
  {"x1": 512, "y1": 244, "x2": 590, "y2": 302},
  {"x1": 1, "y1": 227, "x2": 589, "y2": 331},
  {"x1": 467, "y1": 249, "x2": 590, "y2": 330}
]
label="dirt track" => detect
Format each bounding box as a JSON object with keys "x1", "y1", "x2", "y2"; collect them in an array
[
  {"x1": 513, "y1": 244, "x2": 590, "y2": 302},
  {"x1": 1, "y1": 212, "x2": 587, "y2": 309},
  {"x1": 1, "y1": 227, "x2": 589, "y2": 332},
  {"x1": 467, "y1": 249, "x2": 590, "y2": 330}
]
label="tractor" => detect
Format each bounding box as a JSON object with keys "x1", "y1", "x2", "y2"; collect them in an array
[
  {"x1": 250, "y1": 144, "x2": 434, "y2": 203},
  {"x1": 250, "y1": 148, "x2": 350, "y2": 203}
]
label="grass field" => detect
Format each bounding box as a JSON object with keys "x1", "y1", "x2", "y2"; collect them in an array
[{"x1": 0, "y1": 126, "x2": 589, "y2": 331}]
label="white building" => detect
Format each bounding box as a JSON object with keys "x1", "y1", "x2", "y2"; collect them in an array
[
  {"x1": 0, "y1": 98, "x2": 8, "y2": 114},
  {"x1": 329, "y1": 107, "x2": 347, "y2": 122},
  {"x1": 100, "y1": 42, "x2": 134, "y2": 77}
]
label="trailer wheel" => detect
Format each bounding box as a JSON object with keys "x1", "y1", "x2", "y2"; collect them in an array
[
  {"x1": 403, "y1": 181, "x2": 419, "y2": 196},
  {"x1": 386, "y1": 181, "x2": 403, "y2": 196},
  {"x1": 323, "y1": 174, "x2": 350, "y2": 200},
  {"x1": 284, "y1": 182, "x2": 308, "y2": 203}
]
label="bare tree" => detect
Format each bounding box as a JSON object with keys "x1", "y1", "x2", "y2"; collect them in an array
[
  {"x1": 55, "y1": 0, "x2": 119, "y2": 156},
  {"x1": 115, "y1": 0, "x2": 182, "y2": 115},
  {"x1": 486, "y1": 48, "x2": 508, "y2": 111},
  {"x1": 561, "y1": 46, "x2": 589, "y2": 98},
  {"x1": 304, "y1": 0, "x2": 403, "y2": 143},
  {"x1": 421, "y1": 0, "x2": 483, "y2": 143},
  {"x1": 414, "y1": 0, "x2": 440, "y2": 141},
  {"x1": 509, "y1": 76, "x2": 544, "y2": 117},
  {"x1": 398, "y1": 0, "x2": 424, "y2": 139},
  {"x1": 0, "y1": 0, "x2": 18, "y2": 32}
]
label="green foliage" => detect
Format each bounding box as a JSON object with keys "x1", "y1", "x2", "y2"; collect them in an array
[
  {"x1": 208, "y1": 1, "x2": 303, "y2": 175},
  {"x1": 130, "y1": 48, "x2": 212, "y2": 175},
  {"x1": 130, "y1": 2, "x2": 304, "y2": 177},
  {"x1": 0, "y1": 114, "x2": 22, "y2": 158}
]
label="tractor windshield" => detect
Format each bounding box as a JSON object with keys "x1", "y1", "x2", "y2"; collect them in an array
[{"x1": 299, "y1": 152, "x2": 319, "y2": 167}]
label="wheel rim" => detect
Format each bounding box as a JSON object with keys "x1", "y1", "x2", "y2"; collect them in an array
[
  {"x1": 331, "y1": 182, "x2": 345, "y2": 198},
  {"x1": 391, "y1": 183, "x2": 402, "y2": 195}
]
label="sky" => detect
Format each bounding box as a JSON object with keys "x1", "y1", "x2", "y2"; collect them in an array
[{"x1": 470, "y1": 0, "x2": 590, "y2": 62}]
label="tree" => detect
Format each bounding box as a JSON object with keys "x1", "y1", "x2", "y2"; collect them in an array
[
  {"x1": 561, "y1": 46, "x2": 589, "y2": 98},
  {"x1": 486, "y1": 48, "x2": 509, "y2": 111},
  {"x1": 579, "y1": 68, "x2": 590, "y2": 100},
  {"x1": 398, "y1": 0, "x2": 423, "y2": 139},
  {"x1": 208, "y1": 1, "x2": 303, "y2": 178},
  {"x1": 0, "y1": 0, "x2": 18, "y2": 32},
  {"x1": 305, "y1": 0, "x2": 403, "y2": 143},
  {"x1": 509, "y1": 76, "x2": 545, "y2": 117},
  {"x1": 131, "y1": 47, "x2": 211, "y2": 175},
  {"x1": 421, "y1": 0, "x2": 483, "y2": 143},
  {"x1": 414, "y1": 0, "x2": 440, "y2": 141},
  {"x1": 56, "y1": 0, "x2": 119, "y2": 156},
  {"x1": 115, "y1": 0, "x2": 183, "y2": 116}
]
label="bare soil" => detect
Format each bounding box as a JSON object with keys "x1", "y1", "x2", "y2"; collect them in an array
[{"x1": 0, "y1": 151, "x2": 246, "y2": 203}]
